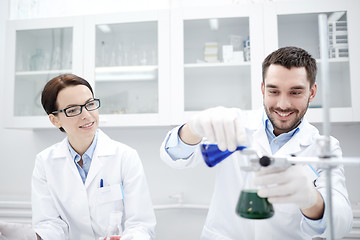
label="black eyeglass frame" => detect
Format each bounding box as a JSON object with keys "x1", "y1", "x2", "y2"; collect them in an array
[{"x1": 51, "y1": 98, "x2": 101, "y2": 117}]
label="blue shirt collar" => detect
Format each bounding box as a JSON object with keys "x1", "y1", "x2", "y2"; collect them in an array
[
  {"x1": 262, "y1": 110, "x2": 302, "y2": 137},
  {"x1": 67, "y1": 130, "x2": 99, "y2": 163},
  {"x1": 263, "y1": 110, "x2": 303, "y2": 154}
]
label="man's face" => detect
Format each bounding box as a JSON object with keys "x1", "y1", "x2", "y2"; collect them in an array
[{"x1": 261, "y1": 64, "x2": 317, "y2": 136}]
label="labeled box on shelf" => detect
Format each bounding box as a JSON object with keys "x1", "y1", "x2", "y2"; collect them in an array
[{"x1": 204, "y1": 42, "x2": 218, "y2": 63}]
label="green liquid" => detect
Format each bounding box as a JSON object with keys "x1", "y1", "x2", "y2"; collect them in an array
[{"x1": 236, "y1": 189, "x2": 274, "y2": 219}]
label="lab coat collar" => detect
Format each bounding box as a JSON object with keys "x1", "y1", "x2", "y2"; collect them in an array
[
  {"x1": 51, "y1": 129, "x2": 116, "y2": 158},
  {"x1": 50, "y1": 129, "x2": 118, "y2": 188},
  {"x1": 84, "y1": 129, "x2": 117, "y2": 188},
  {"x1": 250, "y1": 110, "x2": 316, "y2": 156},
  {"x1": 273, "y1": 118, "x2": 316, "y2": 156}
]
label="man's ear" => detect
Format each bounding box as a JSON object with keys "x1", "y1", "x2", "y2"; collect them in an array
[
  {"x1": 49, "y1": 114, "x2": 61, "y2": 128},
  {"x1": 309, "y1": 83, "x2": 317, "y2": 102}
]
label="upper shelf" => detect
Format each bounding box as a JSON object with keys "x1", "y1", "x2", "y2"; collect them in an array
[
  {"x1": 15, "y1": 69, "x2": 72, "y2": 76},
  {"x1": 95, "y1": 65, "x2": 158, "y2": 81},
  {"x1": 184, "y1": 62, "x2": 250, "y2": 68}
]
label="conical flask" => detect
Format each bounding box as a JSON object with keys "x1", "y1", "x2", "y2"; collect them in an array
[
  {"x1": 236, "y1": 171, "x2": 274, "y2": 219},
  {"x1": 200, "y1": 143, "x2": 247, "y2": 167}
]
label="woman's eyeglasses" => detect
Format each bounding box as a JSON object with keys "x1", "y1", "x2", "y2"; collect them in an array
[{"x1": 52, "y1": 99, "x2": 101, "y2": 117}]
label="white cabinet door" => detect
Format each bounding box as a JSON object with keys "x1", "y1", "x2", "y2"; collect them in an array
[
  {"x1": 83, "y1": 10, "x2": 171, "y2": 127},
  {"x1": 5, "y1": 17, "x2": 83, "y2": 128},
  {"x1": 170, "y1": 5, "x2": 264, "y2": 125},
  {"x1": 263, "y1": 0, "x2": 360, "y2": 122}
]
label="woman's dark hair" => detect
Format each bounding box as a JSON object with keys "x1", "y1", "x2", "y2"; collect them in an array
[
  {"x1": 41, "y1": 74, "x2": 94, "y2": 132},
  {"x1": 262, "y1": 46, "x2": 317, "y2": 87}
]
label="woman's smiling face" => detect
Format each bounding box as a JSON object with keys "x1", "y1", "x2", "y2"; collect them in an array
[{"x1": 50, "y1": 84, "x2": 99, "y2": 144}]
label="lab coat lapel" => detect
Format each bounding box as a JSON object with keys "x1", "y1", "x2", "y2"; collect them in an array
[
  {"x1": 85, "y1": 130, "x2": 116, "y2": 189},
  {"x1": 53, "y1": 138, "x2": 84, "y2": 184},
  {"x1": 85, "y1": 154, "x2": 103, "y2": 188},
  {"x1": 252, "y1": 126, "x2": 272, "y2": 154},
  {"x1": 275, "y1": 119, "x2": 313, "y2": 156},
  {"x1": 275, "y1": 133, "x2": 302, "y2": 156}
]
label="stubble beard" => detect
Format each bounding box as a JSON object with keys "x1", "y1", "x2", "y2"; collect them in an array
[{"x1": 264, "y1": 99, "x2": 310, "y2": 135}]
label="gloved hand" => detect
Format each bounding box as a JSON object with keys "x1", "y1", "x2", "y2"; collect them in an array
[
  {"x1": 254, "y1": 165, "x2": 319, "y2": 209},
  {"x1": 188, "y1": 106, "x2": 246, "y2": 152}
]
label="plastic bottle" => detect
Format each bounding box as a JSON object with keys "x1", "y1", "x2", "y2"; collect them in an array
[{"x1": 104, "y1": 211, "x2": 123, "y2": 240}]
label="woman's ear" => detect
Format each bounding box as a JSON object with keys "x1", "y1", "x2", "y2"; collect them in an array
[{"x1": 49, "y1": 114, "x2": 61, "y2": 128}]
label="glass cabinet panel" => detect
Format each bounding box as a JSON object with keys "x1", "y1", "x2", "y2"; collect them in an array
[
  {"x1": 278, "y1": 12, "x2": 351, "y2": 108},
  {"x1": 183, "y1": 17, "x2": 251, "y2": 111},
  {"x1": 14, "y1": 27, "x2": 73, "y2": 116},
  {"x1": 95, "y1": 21, "x2": 158, "y2": 115}
]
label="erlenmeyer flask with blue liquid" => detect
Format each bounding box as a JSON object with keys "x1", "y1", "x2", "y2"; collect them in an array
[{"x1": 200, "y1": 143, "x2": 247, "y2": 167}]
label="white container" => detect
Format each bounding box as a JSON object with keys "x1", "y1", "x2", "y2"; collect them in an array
[{"x1": 222, "y1": 45, "x2": 233, "y2": 63}]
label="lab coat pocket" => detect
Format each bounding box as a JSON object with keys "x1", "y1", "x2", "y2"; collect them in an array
[
  {"x1": 96, "y1": 183, "x2": 124, "y2": 228},
  {"x1": 97, "y1": 184, "x2": 124, "y2": 204}
]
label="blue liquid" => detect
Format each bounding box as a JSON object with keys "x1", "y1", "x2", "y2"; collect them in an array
[{"x1": 200, "y1": 144, "x2": 247, "y2": 167}]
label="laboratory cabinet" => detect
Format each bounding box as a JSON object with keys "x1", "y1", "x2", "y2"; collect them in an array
[
  {"x1": 4, "y1": 11, "x2": 171, "y2": 128},
  {"x1": 173, "y1": 0, "x2": 360, "y2": 124},
  {"x1": 262, "y1": 0, "x2": 360, "y2": 123},
  {"x1": 4, "y1": 0, "x2": 360, "y2": 128},
  {"x1": 4, "y1": 17, "x2": 84, "y2": 128},
  {"x1": 82, "y1": 11, "x2": 171, "y2": 127},
  {"x1": 170, "y1": 5, "x2": 265, "y2": 125}
]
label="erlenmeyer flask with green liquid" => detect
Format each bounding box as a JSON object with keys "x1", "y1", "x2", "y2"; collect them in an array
[
  {"x1": 236, "y1": 171, "x2": 274, "y2": 219},
  {"x1": 200, "y1": 142, "x2": 274, "y2": 219}
]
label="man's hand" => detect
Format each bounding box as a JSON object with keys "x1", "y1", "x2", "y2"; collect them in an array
[
  {"x1": 254, "y1": 165, "x2": 324, "y2": 219},
  {"x1": 187, "y1": 106, "x2": 246, "y2": 151}
]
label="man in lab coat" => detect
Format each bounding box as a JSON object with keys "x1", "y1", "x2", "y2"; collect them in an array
[{"x1": 160, "y1": 46, "x2": 353, "y2": 239}]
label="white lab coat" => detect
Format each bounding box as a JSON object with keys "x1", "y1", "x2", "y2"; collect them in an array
[
  {"x1": 32, "y1": 129, "x2": 156, "y2": 240},
  {"x1": 160, "y1": 109, "x2": 353, "y2": 240}
]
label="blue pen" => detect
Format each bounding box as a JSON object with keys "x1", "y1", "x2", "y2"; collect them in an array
[{"x1": 100, "y1": 178, "x2": 103, "y2": 188}]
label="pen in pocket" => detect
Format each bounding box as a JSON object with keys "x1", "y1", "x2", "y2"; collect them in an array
[{"x1": 100, "y1": 178, "x2": 103, "y2": 188}]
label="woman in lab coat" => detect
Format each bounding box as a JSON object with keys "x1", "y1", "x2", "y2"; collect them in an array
[{"x1": 32, "y1": 74, "x2": 156, "y2": 240}]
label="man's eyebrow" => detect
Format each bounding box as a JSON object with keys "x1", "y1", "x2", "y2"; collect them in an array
[
  {"x1": 265, "y1": 84, "x2": 306, "y2": 90},
  {"x1": 265, "y1": 84, "x2": 278, "y2": 88},
  {"x1": 290, "y1": 86, "x2": 306, "y2": 90}
]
